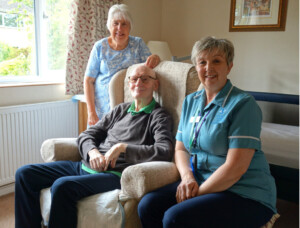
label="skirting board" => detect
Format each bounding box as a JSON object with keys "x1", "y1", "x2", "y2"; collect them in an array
[{"x1": 0, "y1": 182, "x2": 14, "y2": 197}]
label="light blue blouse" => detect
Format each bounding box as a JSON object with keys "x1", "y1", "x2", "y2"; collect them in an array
[
  {"x1": 85, "y1": 36, "x2": 151, "y2": 119},
  {"x1": 176, "y1": 80, "x2": 277, "y2": 213}
]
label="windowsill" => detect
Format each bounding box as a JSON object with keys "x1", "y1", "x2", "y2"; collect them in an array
[
  {"x1": 0, "y1": 76, "x2": 65, "y2": 88},
  {"x1": 72, "y1": 94, "x2": 86, "y2": 103}
]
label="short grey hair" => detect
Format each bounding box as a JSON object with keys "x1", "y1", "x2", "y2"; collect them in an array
[
  {"x1": 191, "y1": 36, "x2": 234, "y2": 66},
  {"x1": 106, "y1": 4, "x2": 133, "y2": 31}
]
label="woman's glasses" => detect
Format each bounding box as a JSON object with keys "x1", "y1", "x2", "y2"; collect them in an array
[{"x1": 128, "y1": 75, "x2": 157, "y2": 84}]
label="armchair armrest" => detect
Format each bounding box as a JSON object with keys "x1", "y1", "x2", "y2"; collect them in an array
[
  {"x1": 40, "y1": 138, "x2": 81, "y2": 162},
  {"x1": 120, "y1": 161, "x2": 180, "y2": 200}
]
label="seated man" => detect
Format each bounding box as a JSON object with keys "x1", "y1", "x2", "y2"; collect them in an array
[{"x1": 15, "y1": 65, "x2": 175, "y2": 228}]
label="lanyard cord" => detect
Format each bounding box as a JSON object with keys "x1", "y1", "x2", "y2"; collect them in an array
[
  {"x1": 189, "y1": 109, "x2": 211, "y2": 151},
  {"x1": 188, "y1": 108, "x2": 200, "y2": 151}
]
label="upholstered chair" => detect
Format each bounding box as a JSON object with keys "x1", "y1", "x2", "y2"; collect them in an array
[{"x1": 39, "y1": 61, "x2": 201, "y2": 228}]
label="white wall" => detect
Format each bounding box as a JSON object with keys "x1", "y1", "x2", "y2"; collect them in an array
[
  {"x1": 161, "y1": 0, "x2": 299, "y2": 94},
  {"x1": 123, "y1": 0, "x2": 162, "y2": 42},
  {"x1": 0, "y1": 84, "x2": 71, "y2": 107}
]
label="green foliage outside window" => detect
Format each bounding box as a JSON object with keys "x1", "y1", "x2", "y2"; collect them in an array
[
  {"x1": 46, "y1": 0, "x2": 69, "y2": 70},
  {"x1": 0, "y1": 0, "x2": 70, "y2": 76},
  {"x1": 0, "y1": 0, "x2": 34, "y2": 76},
  {"x1": 0, "y1": 42, "x2": 31, "y2": 75}
]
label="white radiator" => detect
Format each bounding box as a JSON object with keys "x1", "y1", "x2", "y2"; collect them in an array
[{"x1": 0, "y1": 100, "x2": 78, "y2": 195}]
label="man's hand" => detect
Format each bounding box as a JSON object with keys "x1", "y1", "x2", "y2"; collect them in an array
[
  {"x1": 104, "y1": 143, "x2": 127, "y2": 170},
  {"x1": 176, "y1": 174, "x2": 199, "y2": 203},
  {"x1": 88, "y1": 149, "x2": 105, "y2": 171}
]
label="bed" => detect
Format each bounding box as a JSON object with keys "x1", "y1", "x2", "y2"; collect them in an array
[{"x1": 247, "y1": 91, "x2": 299, "y2": 203}]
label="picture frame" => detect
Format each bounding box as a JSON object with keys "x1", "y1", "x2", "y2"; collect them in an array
[{"x1": 229, "y1": 0, "x2": 288, "y2": 32}]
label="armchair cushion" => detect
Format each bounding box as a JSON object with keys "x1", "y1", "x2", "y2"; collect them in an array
[
  {"x1": 40, "y1": 138, "x2": 80, "y2": 162},
  {"x1": 77, "y1": 189, "x2": 124, "y2": 228},
  {"x1": 40, "y1": 188, "x2": 51, "y2": 226},
  {"x1": 40, "y1": 188, "x2": 124, "y2": 228}
]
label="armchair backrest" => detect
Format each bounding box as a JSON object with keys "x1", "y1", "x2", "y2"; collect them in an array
[{"x1": 109, "y1": 61, "x2": 202, "y2": 134}]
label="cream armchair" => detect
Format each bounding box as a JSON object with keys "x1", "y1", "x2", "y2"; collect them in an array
[{"x1": 39, "y1": 61, "x2": 201, "y2": 228}]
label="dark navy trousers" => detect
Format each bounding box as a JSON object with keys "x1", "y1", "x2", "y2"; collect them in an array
[
  {"x1": 138, "y1": 181, "x2": 275, "y2": 228},
  {"x1": 15, "y1": 161, "x2": 121, "y2": 228}
]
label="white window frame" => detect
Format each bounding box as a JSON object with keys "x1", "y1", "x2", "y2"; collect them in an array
[
  {"x1": 0, "y1": 0, "x2": 65, "y2": 86},
  {"x1": 35, "y1": 0, "x2": 46, "y2": 77}
]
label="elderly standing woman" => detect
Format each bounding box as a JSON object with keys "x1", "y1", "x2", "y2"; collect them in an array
[
  {"x1": 15, "y1": 65, "x2": 174, "y2": 228},
  {"x1": 85, "y1": 4, "x2": 160, "y2": 126},
  {"x1": 138, "y1": 36, "x2": 277, "y2": 228}
]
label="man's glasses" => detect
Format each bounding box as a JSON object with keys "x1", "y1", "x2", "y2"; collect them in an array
[{"x1": 128, "y1": 75, "x2": 157, "y2": 84}]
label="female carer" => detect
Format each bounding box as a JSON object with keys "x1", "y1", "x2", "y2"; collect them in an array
[
  {"x1": 84, "y1": 4, "x2": 160, "y2": 126},
  {"x1": 138, "y1": 36, "x2": 277, "y2": 228}
]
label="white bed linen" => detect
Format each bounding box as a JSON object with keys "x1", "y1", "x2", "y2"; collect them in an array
[{"x1": 261, "y1": 122, "x2": 299, "y2": 169}]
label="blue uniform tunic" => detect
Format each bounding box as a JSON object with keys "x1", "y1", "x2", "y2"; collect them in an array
[
  {"x1": 176, "y1": 80, "x2": 277, "y2": 213},
  {"x1": 85, "y1": 36, "x2": 151, "y2": 119}
]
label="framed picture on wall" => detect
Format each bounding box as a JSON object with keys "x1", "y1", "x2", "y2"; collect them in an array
[{"x1": 229, "y1": 0, "x2": 288, "y2": 31}]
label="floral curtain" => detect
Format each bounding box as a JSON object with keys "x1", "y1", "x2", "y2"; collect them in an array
[{"x1": 65, "y1": 0, "x2": 121, "y2": 95}]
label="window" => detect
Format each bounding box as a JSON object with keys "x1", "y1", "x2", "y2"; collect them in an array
[
  {"x1": 4, "y1": 13, "x2": 18, "y2": 27},
  {"x1": 0, "y1": 0, "x2": 70, "y2": 81},
  {"x1": 0, "y1": 12, "x2": 21, "y2": 28}
]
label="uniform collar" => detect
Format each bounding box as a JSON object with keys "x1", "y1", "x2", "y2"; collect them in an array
[
  {"x1": 127, "y1": 98, "x2": 156, "y2": 116},
  {"x1": 211, "y1": 80, "x2": 234, "y2": 108},
  {"x1": 193, "y1": 80, "x2": 234, "y2": 109}
]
